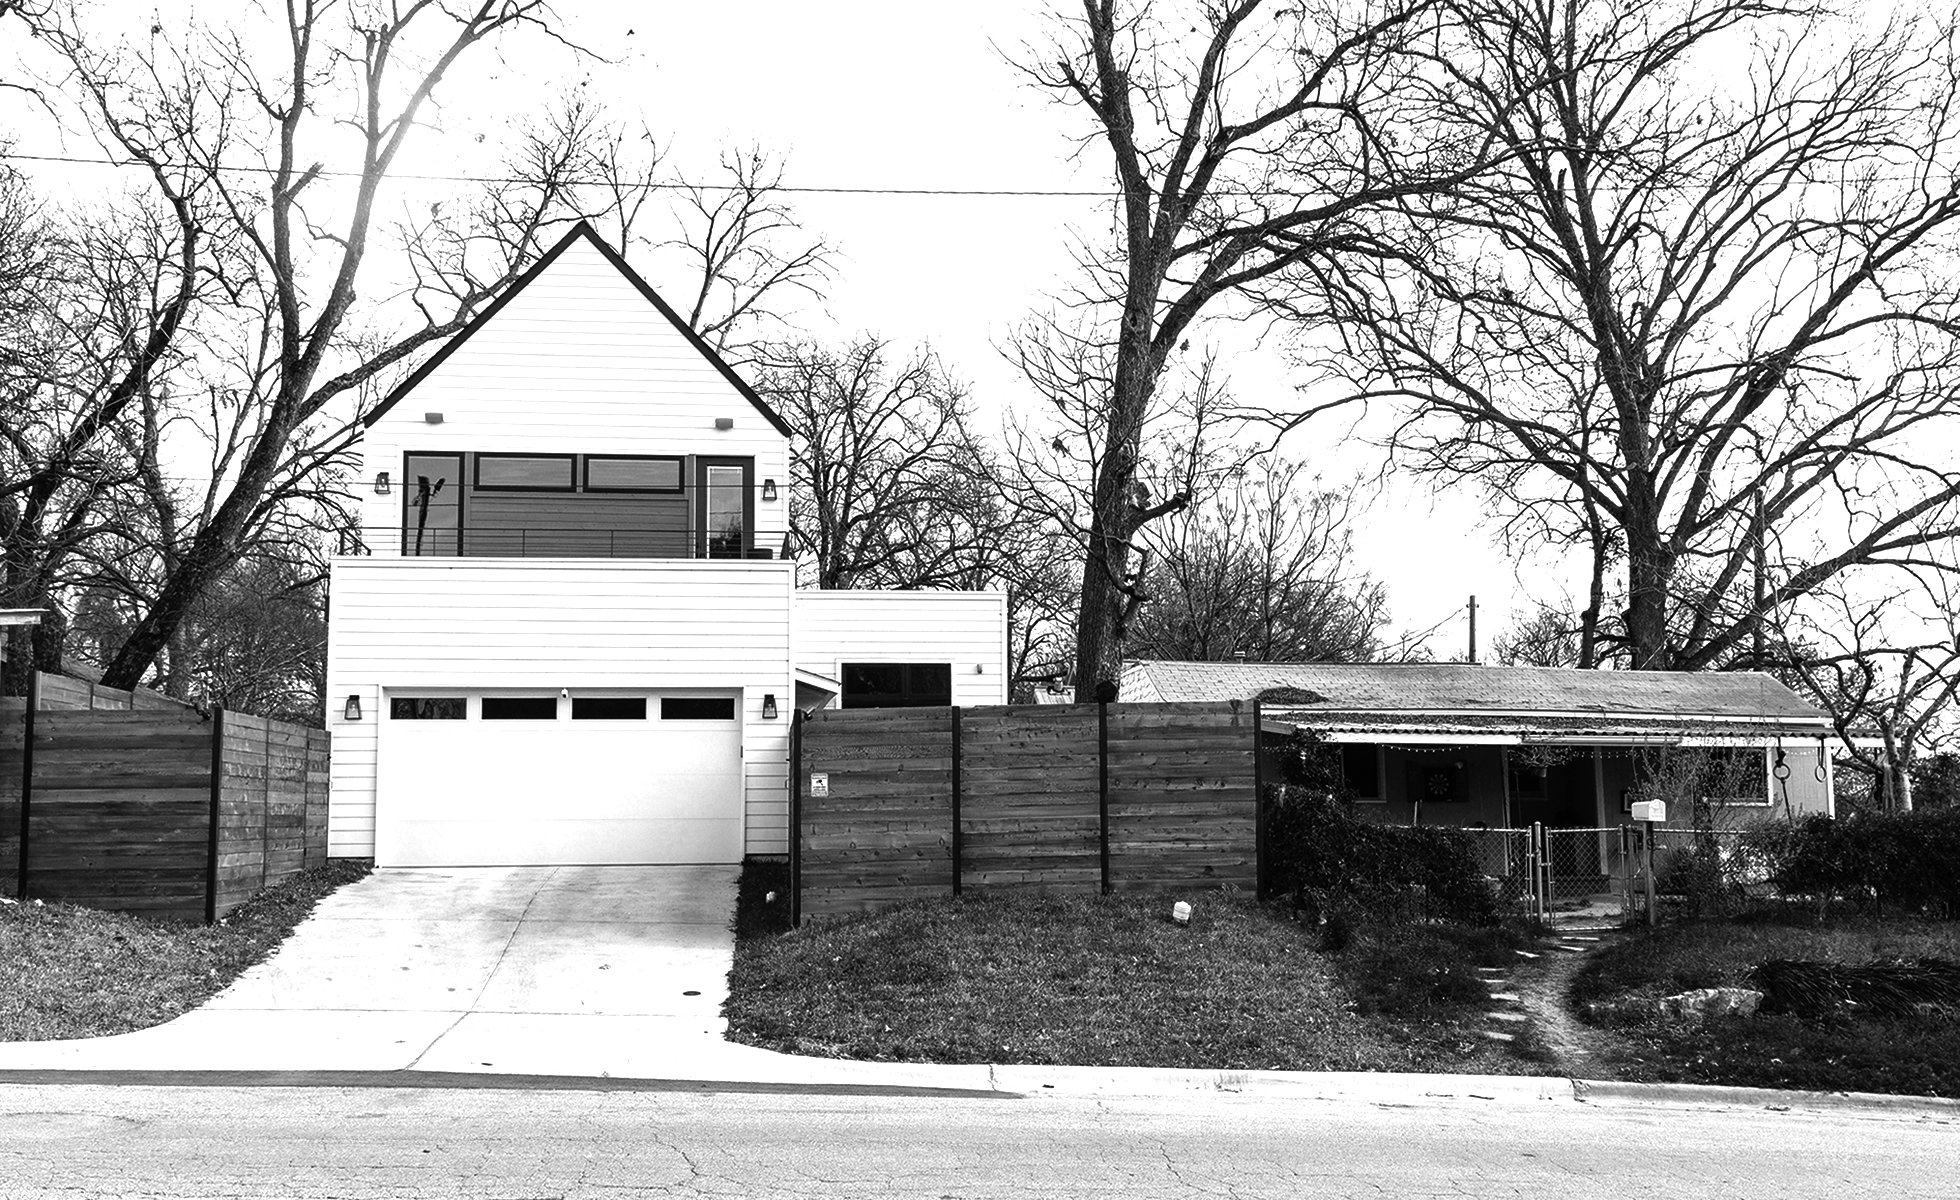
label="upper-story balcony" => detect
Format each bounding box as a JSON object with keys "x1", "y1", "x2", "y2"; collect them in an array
[{"x1": 340, "y1": 449, "x2": 786, "y2": 560}]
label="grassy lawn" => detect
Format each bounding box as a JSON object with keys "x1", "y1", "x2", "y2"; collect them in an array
[
  {"x1": 1572, "y1": 916, "x2": 1960, "y2": 1097},
  {"x1": 0, "y1": 859, "x2": 372, "y2": 1042},
  {"x1": 726, "y1": 861, "x2": 1536, "y2": 1073}
]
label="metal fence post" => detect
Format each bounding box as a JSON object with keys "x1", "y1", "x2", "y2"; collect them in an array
[
  {"x1": 205, "y1": 707, "x2": 225, "y2": 925},
  {"x1": 1530, "y1": 821, "x2": 1546, "y2": 922},
  {"x1": 1097, "y1": 698, "x2": 1110, "y2": 895},
  {"x1": 1252, "y1": 699, "x2": 1266, "y2": 902},
  {"x1": 789, "y1": 708, "x2": 803, "y2": 928},
  {"x1": 950, "y1": 705, "x2": 963, "y2": 898},
  {"x1": 17, "y1": 670, "x2": 38, "y2": 900}
]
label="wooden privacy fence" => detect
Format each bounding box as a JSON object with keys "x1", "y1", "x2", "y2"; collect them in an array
[
  {"x1": 0, "y1": 671, "x2": 329, "y2": 921},
  {"x1": 794, "y1": 701, "x2": 1258, "y2": 920}
]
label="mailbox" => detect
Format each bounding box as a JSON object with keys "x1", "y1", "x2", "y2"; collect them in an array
[{"x1": 1630, "y1": 799, "x2": 1667, "y2": 824}]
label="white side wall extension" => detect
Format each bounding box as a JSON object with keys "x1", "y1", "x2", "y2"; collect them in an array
[
  {"x1": 793, "y1": 589, "x2": 1008, "y2": 708},
  {"x1": 328, "y1": 557, "x2": 793, "y2": 862}
]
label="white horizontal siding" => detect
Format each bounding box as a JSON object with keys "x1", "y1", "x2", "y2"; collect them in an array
[
  {"x1": 327, "y1": 557, "x2": 794, "y2": 859},
  {"x1": 356, "y1": 237, "x2": 788, "y2": 551},
  {"x1": 793, "y1": 589, "x2": 1008, "y2": 707}
]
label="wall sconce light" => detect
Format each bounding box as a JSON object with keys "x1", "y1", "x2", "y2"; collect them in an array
[
  {"x1": 344, "y1": 694, "x2": 362, "y2": 721},
  {"x1": 424, "y1": 412, "x2": 444, "y2": 425},
  {"x1": 761, "y1": 693, "x2": 779, "y2": 719},
  {"x1": 761, "y1": 478, "x2": 778, "y2": 502},
  {"x1": 714, "y1": 417, "x2": 735, "y2": 431},
  {"x1": 374, "y1": 471, "x2": 391, "y2": 495},
  {"x1": 975, "y1": 663, "x2": 985, "y2": 674}
]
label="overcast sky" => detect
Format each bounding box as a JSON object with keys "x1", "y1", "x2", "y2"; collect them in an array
[{"x1": 3, "y1": 0, "x2": 1541, "y2": 658}]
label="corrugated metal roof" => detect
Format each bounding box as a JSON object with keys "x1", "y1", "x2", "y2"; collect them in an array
[{"x1": 1120, "y1": 660, "x2": 1827, "y2": 724}]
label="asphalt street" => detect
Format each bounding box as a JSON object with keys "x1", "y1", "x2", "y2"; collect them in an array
[{"x1": 3, "y1": 1081, "x2": 1955, "y2": 1198}]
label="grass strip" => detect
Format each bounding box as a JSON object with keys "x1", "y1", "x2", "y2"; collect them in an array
[
  {"x1": 726, "y1": 864, "x2": 1533, "y2": 1074},
  {"x1": 1572, "y1": 916, "x2": 1960, "y2": 1097},
  {"x1": 0, "y1": 859, "x2": 372, "y2": 1042}
]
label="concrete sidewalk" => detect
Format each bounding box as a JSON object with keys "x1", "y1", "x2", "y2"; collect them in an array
[{"x1": 2, "y1": 866, "x2": 1955, "y2": 1119}]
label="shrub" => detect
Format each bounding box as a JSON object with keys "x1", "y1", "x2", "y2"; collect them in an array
[
  {"x1": 1264, "y1": 733, "x2": 1499, "y2": 927},
  {"x1": 1747, "y1": 808, "x2": 1960, "y2": 917}
]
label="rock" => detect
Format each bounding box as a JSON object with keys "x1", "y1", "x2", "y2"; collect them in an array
[{"x1": 1658, "y1": 987, "x2": 1764, "y2": 1023}]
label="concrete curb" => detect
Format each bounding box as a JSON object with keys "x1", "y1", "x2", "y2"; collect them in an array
[
  {"x1": 1572, "y1": 1077, "x2": 1960, "y2": 1119},
  {"x1": 0, "y1": 1068, "x2": 1004, "y2": 1099}
]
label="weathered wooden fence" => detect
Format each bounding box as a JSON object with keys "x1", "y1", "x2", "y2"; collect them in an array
[
  {"x1": 2, "y1": 671, "x2": 330, "y2": 920},
  {"x1": 794, "y1": 701, "x2": 1257, "y2": 920}
]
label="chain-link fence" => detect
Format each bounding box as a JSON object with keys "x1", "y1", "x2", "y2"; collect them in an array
[{"x1": 1451, "y1": 825, "x2": 1642, "y2": 921}]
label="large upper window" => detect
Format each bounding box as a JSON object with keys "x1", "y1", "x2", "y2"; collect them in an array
[
  {"x1": 585, "y1": 456, "x2": 683, "y2": 493},
  {"x1": 475, "y1": 454, "x2": 575, "y2": 491},
  {"x1": 697, "y1": 459, "x2": 752, "y2": 558},
  {"x1": 402, "y1": 453, "x2": 462, "y2": 556},
  {"x1": 841, "y1": 663, "x2": 952, "y2": 709}
]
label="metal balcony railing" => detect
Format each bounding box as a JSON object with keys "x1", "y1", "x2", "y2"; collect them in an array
[{"x1": 336, "y1": 526, "x2": 788, "y2": 561}]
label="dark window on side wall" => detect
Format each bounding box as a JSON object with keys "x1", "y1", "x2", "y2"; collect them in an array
[
  {"x1": 391, "y1": 697, "x2": 465, "y2": 720},
  {"x1": 841, "y1": 662, "x2": 952, "y2": 708},
  {"x1": 1341, "y1": 745, "x2": 1381, "y2": 799},
  {"x1": 482, "y1": 696, "x2": 559, "y2": 720},
  {"x1": 662, "y1": 697, "x2": 736, "y2": 720},
  {"x1": 572, "y1": 697, "x2": 647, "y2": 720}
]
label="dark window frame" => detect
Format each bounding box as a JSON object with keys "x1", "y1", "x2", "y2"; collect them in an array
[
  {"x1": 661, "y1": 696, "x2": 738, "y2": 721},
  {"x1": 1341, "y1": 744, "x2": 1384, "y2": 802},
  {"x1": 481, "y1": 696, "x2": 561, "y2": 720},
  {"x1": 572, "y1": 696, "x2": 649, "y2": 720},
  {"x1": 473, "y1": 452, "x2": 578, "y2": 492},
  {"x1": 694, "y1": 456, "x2": 754, "y2": 559},
  {"x1": 583, "y1": 454, "x2": 686, "y2": 494},
  {"x1": 389, "y1": 696, "x2": 467, "y2": 721},
  {"x1": 401, "y1": 451, "x2": 465, "y2": 557},
  {"x1": 840, "y1": 662, "x2": 953, "y2": 709}
]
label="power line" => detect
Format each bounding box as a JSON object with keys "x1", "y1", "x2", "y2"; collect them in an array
[
  {"x1": 0, "y1": 151, "x2": 1112, "y2": 197},
  {"x1": 6, "y1": 149, "x2": 1931, "y2": 197}
]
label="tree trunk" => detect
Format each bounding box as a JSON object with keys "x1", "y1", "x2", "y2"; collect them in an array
[{"x1": 1623, "y1": 506, "x2": 1671, "y2": 670}]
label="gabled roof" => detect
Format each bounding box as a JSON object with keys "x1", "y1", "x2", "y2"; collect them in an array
[
  {"x1": 1120, "y1": 660, "x2": 1828, "y2": 726},
  {"x1": 360, "y1": 220, "x2": 793, "y2": 436}
]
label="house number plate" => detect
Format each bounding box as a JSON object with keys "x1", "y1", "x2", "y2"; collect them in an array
[{"x1": 809, "y1": 772, "x2": 830, "y2": 797}]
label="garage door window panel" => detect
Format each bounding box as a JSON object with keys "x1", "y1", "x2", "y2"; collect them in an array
[
  {"x1": 391, "y1": 697, "x2": 466, "y2": 720},
  {"x1": 573, "y1": 697, "x2": 648, "y2": 720},
  {"x1": 661, "y1": 697, "x2": 736, "y2": 720},
  {"x1": 482, "y1": 696, "x2": 560, "y2": 720}
]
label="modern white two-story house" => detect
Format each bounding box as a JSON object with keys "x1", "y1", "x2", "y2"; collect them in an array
[{"x1": 325, "y1": 222, "x2": 1006, "y2": 868}]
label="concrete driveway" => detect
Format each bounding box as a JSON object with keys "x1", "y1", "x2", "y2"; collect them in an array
[{"x1": 0, "y1": 865, "x2": 816, "y2": 1078}]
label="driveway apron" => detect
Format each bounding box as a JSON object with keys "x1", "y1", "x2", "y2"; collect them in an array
[{"x1": 0, "y1": 866, "x2": 758, "y2": 1076}]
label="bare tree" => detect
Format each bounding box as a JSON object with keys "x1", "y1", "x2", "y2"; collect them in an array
[
  {"x1": 1019, "y1": 0, "x2": 1484, "y2": 700},
  {"x1": 666, "y1": 148, "x2": 835, "y2": 358},
  {"x1": 1300, "y1": 0, "x2": 1960, "y2": 671},
  {"x1": 1130, "y1": 459, "x2": 1389, "y2": 662},
  {"x1": 762, "y1": 339, "x2": 998, "y2": 589},
  {"x1": 4, "y1": 0, "x2": 610, "y2": 692},
  {"x1": 1492, "y1": 607, "x2": 1584, "y2": 668},
  {"x1": 1772, "y1": 577, "x2": 1960, "y2": 812}
]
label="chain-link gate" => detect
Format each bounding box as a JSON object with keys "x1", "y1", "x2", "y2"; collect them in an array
[{"x1": 1455, "y1": 825, "x2": 1634, "y2": 922}]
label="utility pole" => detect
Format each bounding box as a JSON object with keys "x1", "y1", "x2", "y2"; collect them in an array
[
  {"x1": 1753, "y1": 492, "x2": 1767, "y2": 670},
  {"x1": 1468, "y1": 595, "x2": 1478, "y2": 664}
]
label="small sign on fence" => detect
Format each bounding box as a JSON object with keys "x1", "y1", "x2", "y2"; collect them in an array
[{"x1": 808, "y1": 772, "x2": 829, "y2": 798}]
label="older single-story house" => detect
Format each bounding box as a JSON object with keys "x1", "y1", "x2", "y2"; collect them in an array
[
  {"x1": 1122, "y1": 659, "x2": 1836, "y2": 900},
  {"x1": 1120, "y1": 659, "x2": 1837, "y2": 826}
]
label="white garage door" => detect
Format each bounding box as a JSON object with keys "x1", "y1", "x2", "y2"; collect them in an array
[{"x1": 375, "y1": 692, "x2": 743, "y2": 866}]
